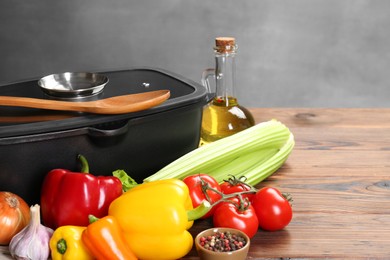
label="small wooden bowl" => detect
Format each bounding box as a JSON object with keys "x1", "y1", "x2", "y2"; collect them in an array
[{"x1": 194, "y1": 227, "x2": 250, "y2": 260}]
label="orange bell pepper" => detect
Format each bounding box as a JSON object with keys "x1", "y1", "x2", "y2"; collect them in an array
[{"x1": 82, "y1": 215, "x2": 137, "y2": 260}]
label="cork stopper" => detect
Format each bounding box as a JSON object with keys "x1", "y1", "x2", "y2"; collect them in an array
[{"x1": 215, "y1": 37, "x2": 237, "y2": 53}]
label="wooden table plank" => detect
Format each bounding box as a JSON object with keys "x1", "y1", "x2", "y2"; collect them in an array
[
  {"x1": 250, "y1": 108, "x2": 390, "y2": 128},
  {"x1": 186, "y1": 108, "x2": 390, "y2": 259}
]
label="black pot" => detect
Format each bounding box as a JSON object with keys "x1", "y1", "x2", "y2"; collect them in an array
[{"x1": 0, "y1": 67, "x2": 210, "y2": 204}]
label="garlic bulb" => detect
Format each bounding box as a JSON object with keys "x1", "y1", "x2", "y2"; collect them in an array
[{"x1": 9, "y1": 204, "x2": 54, "y2": 260}]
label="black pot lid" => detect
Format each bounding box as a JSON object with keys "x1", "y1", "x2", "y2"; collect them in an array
[{"x1": 0, "y1": 67, "x2": 208, "y2": 138}]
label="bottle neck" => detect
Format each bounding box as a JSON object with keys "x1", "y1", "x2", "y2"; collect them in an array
[{"x1": 214, "y1": 51, "x2": 236, "y2": 106}]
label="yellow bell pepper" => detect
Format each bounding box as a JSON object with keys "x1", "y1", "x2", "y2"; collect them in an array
[
  {"x1": 50, "y1": 226, "x2": 94, "y2": 260},
  {"x1": 108, "y1": 179, "x2": 209, "y2": 260}
]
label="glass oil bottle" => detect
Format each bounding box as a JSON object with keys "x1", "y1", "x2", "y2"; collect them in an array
[{"x1": 200, "y1": 37, "x2": 255, "y2": 146}]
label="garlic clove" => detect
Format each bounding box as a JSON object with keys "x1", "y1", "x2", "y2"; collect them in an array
[{"x1": 9, "y1": 204, "x2": 53, "y2": 260}]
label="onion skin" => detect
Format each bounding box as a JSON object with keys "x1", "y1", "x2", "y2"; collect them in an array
[{"x1": 0, "y1": 192, "x2": 31, "y2": 245}]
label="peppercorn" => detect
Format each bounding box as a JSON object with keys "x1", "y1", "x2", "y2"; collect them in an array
[{"x1": 198, "y1": 231, "x2": 247, "y2": 252}]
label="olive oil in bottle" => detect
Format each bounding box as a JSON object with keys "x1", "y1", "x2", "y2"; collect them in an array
[{"x1": 200, "y1": 37, "x2": 255, "y2": 146}]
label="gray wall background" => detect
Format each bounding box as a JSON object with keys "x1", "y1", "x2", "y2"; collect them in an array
[{"x1": 0, "y1": 0, "x2": 389, "y2": 108}]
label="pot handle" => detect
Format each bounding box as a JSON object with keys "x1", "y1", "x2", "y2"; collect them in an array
[
  {"x1": 0, "y1": 120, "x2": 129, "y2": 146},
  {"x1": 87, "y1": 120, "x2": 129, "y2": 138}
]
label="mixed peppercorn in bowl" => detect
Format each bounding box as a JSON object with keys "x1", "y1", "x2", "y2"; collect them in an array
[{"x1": 195, "y1": 227, "x2": 250, "y2": 260}]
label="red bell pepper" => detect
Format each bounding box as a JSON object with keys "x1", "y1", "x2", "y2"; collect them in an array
[{"x1": 40, "y1": 155, "x2": 123, "y2": 229}]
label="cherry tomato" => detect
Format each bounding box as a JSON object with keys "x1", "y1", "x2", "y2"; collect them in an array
[
  {"x1": 251, "y1": 187, "x2": 293, "y2": 231},
  {"x1": 183, "y1": 174, "x2": 222, "y2": 219},
  {"x1": 213, "y1": 197, "x2": 259, "y2": 238},
  {"x1": 220, "y1": 176, "x2": 255, "y2": 202}
]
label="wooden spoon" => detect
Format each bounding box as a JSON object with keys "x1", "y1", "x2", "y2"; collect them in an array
[{"x1": 0, "y1": 90, "x2": 170, "y2": 114}]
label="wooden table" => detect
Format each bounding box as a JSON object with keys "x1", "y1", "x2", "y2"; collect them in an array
[
  {"x1": 184, "y1": 108, "x2": 390, "y2": 259},
  {"x1": 2, "y1": 108, "x2": 389, "y2": 259}
]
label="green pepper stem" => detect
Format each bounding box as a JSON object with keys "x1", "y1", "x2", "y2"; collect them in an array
[
  {"x1": 187, "y1": 201, "x2": 211, "y2": 221},
  {"x1": 88, "y1": 214, "x2": 99, "y2": 224},
  {"x1": 78, "y1": 154, "x2": 89, "y2": 173},
  {"x1": 56, "y1": 238, "x2": 67, "y2": 255}
]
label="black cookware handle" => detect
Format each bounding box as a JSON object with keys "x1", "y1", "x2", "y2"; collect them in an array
[{"x1": 87, "y1": 120, "x2": 129, "y2": 138}]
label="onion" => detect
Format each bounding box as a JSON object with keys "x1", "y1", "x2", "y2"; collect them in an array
[{"x1": 0, "y1": 192, "x2": 31, "y2": 245}]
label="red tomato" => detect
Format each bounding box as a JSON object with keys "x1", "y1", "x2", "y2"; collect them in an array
[
  {"x1": 183, "y1": 174, "x2": 222, "y2": 219},
  {"x1": 220, "y1": 176, "x2": 255, "y2": 202},
  {"x1": 213, "y1": 197, "x2": 259, "y2": 238},
  {"x1": 251, "y1": 187, "x2": 293, "y2": 231}
]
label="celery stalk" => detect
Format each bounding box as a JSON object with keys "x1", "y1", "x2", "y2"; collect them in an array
[
  {"x1": 207, "y1": 148, "x2": 279, "y2": 183},
  {"x1": 242, "y1": 133, "x2": 295, "y2": 185},
  {"x1": 143, "y1": 120, "x2": 294, "y2": 186}
]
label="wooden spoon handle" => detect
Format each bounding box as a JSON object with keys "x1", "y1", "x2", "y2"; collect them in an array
[{"x1": 0, "y1": 96, "x2": 86, "y2": 111}]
